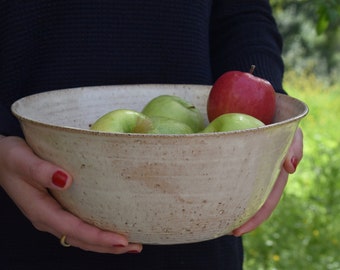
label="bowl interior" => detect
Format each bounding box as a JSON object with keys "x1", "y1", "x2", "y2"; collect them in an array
[{"x1": 12, "y1": 84, "x2": 307, "y2": 133}]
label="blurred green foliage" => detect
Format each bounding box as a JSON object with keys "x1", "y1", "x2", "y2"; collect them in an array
[
  {"x1": 270, "y1": 0, "x2": 340, "y2": 85},
  {"x1": 243, "y1": 2, "x2": 340, "y2": 268},
  {"x1": 270, "y1": 0, "x2": 340, "y2": 34},
  {"x1": 243, "y1": 71, "x2": 340, "y2": 269}
]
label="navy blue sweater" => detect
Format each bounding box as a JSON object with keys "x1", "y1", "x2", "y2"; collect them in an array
[{"x1": 0, "y1": 1, "x2": 283, "y2": 269}]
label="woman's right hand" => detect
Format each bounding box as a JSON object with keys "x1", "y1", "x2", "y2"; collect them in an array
[{"x1": 0, "y1": 135, "x2": 142, "y2": 254}]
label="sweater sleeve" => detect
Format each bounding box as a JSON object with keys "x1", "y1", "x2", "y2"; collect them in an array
[
  {"x1": 0, "y1": 105, "x2": 23, "y2": 137},
  {"x1": 209, "y1": 0, "x2": 285, "y2": 93}
]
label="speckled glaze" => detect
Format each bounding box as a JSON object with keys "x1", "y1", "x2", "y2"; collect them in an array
[{"x1": 11, "y1": 84, "x2": 308, "y2": 244}]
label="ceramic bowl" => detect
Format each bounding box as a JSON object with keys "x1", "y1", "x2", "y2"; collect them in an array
[{"x1": 11, "y1": 84, "x2": 308, "y2": 244}]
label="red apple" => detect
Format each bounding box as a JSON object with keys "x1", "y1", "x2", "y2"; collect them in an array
[{"x1": 207, "y1": 66, "x2": 276, "y2": 125}]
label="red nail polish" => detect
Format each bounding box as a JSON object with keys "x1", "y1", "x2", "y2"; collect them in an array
[
  {"x1": 52, "y1": 170, "x2": 68, "y2": 188},
  {"x1": 291, "y1": 156, "x2": 299, "y2": 170},
  {"x1": 127, "y1": 250, "x2": 140, "y2": 254}
]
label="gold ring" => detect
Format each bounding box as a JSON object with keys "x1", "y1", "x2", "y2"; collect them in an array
[{"x1": 60, "y1": 235, "x2": 71, "y2": 247}]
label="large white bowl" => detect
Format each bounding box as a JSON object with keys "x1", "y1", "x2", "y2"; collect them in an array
[{"x1": 11, "y1": 84, "x2": 308, "y2": 244}]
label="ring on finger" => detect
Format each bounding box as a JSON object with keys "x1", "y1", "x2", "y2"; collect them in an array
[{"x1": 60, "y1": 235, "x2": 71, "y2": 247}]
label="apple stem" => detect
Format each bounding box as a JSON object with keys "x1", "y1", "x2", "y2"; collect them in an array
[{"x1": 249, "y1": 65, "x2": 256, "y2": 74}]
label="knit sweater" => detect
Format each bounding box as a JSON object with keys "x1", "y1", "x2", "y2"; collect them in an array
[{"x1": 0, "y1": 1, "x2": 284, "y2": 269}]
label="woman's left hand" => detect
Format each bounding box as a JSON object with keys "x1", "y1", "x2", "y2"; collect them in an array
[{"x1": 232, "y1": 128, "x2": 303, "y2": 236}]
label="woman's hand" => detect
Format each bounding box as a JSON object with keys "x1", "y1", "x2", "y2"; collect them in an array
[
  {"x1": 0, "y1": 136, "x2": 142, "y2": 254},
  {"x1": 232, "y1": 128, "x2": 303, "y2": 236}
]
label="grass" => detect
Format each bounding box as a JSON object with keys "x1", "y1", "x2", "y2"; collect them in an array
[{"x1": 243, "y1": 71, "x2": 340, "y2": 269}]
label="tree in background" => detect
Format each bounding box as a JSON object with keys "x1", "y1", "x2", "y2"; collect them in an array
[{"x1": 270, "y1": 0, "x2": 340, "y2": 85}]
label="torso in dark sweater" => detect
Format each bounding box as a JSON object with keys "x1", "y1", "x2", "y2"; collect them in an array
[{"x1": 0, "y1": 1, "x2": 283, "y2": 269}]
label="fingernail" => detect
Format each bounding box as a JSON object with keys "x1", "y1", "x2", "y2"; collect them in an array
[
  {"x1": 291, "y1": 156, "x2": 299, "y2": 171},
  {"x1": 232, "y1": 230, "x2": 242, "y2": 237},
  {"x1": 113, "y1": 244, "x2": 126, "y2": 248},
  {"x1": 127, "y1": 250, "x2": 140, "y2": 254},
  {"x1": 52, "y1": 170, "x2": 68, "y2": 188}
]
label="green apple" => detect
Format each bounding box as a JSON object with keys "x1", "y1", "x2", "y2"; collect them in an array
[
  {"x1": 201, "y1": 113, "x2": 265, "y2": 133},
  {"x1": 141, "y1": 95, "x2": 205, "y2": 133},
  {"x1": 149, "y1": 117, "x2": 193, "y2": 134},
  {"x1": 90, "y1": 109, "x2": 154, "y2": 133}
]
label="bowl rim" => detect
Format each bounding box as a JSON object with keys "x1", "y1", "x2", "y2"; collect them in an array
[{"x1": 11, "y1": 84, "x2": 309, "y2": 138}]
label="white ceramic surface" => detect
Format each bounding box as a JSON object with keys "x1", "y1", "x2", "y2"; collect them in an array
[{"x1": 11, "y1": 84, "x2": 308, "y2": 244}]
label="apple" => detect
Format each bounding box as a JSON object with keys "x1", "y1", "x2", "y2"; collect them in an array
[
  {"x1": 90, "y1": 109, "x2": 154, "y2": 133},
  {"x1": 201, "y1": 113, "x2": 264, "y2": 133},
  {"x1": 149, "y1": 117, "x2": 193, "y2": 134},
  {"x1": 90, "y1": 109, "x2": 194, "y2": 134},
  {"x1": 142, "y1": 95, "x2": 205, "y2": 133},
  {"x1": 207, "y1": 66, "x2": 276, "y2": 125}
]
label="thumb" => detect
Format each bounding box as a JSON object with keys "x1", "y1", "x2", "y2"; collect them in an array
[
  {"x1": 27, "y1": 154, "x2": 73, "y2": 190},
  {"x1": 283, "y1": 128, "x2": 303, "y2": 174},
  {"x1": 5, "y1": 136, "x2": 73, "y2": 190}
]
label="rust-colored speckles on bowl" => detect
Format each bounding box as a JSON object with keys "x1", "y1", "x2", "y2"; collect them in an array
[{"x1": 11, "y1": 84, "x2": 308, "y2": 244}]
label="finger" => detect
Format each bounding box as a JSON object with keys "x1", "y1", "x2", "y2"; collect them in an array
[
  {"x1": 4, "y1": 136, "x2": 72, "y2": 190},
  {"x1": 51, "y1": 208, "x2": 137, "y2": 253},
  {"x1": 232, "y1": 168, "x2": 289, "y2": 236},
  {"x1": 64, "y1": 235, "x2": 143, "y2": 254},
  {"x1": 50, "y1": 207, "x2": 143, "y2": 254},
  {"x1": 57, "y1": 221, "x2": 143, "y2": 254},
  {"x1": 283, "y1": 128, "x2": 303, "y2": 174}
]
